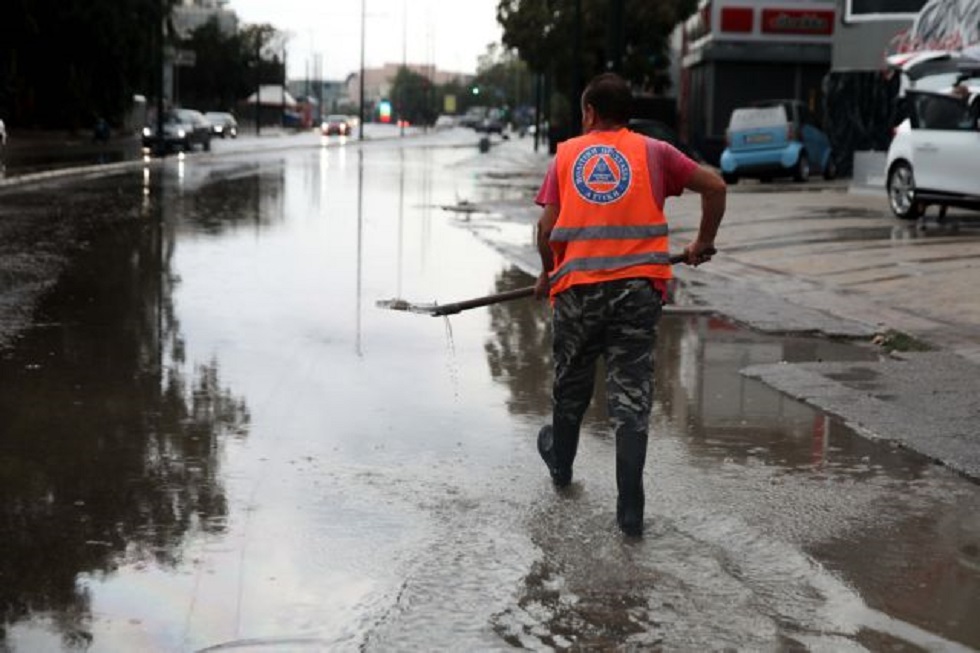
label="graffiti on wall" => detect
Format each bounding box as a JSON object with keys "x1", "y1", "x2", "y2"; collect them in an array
[{"x1": 887, "y1": 0, "x2": 980, "y2": 55}]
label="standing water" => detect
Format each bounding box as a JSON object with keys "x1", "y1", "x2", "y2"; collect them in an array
[{"x1": 0, "y1": 132, "x2": 978, "y2": 651}]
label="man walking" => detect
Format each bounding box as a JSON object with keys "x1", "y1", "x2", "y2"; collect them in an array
[{"x1": 533, "y1": 72, "x2": 726, "y2": 537}]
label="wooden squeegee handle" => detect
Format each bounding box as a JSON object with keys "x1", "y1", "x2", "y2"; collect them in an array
[{"x1": 429, "y1": 251, "x2": 711, "y2": 317}]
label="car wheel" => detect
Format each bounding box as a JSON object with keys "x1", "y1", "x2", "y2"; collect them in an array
[
  {"x1": 887, "y1": 161, "x2": 922, "y2": 220},
  {"x1": 722, "y1": 172, "x2": 739, "y2": 185},
  {"x1": 793, "y1": 152, "x2": 810, "y2": 182},
  {"x1": 204, "y1": 138, "x2": 211, "y2": 152}
]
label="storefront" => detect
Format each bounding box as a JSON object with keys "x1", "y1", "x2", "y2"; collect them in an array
[{"x1": 677, "y1": 0, "x2": 837, "y2": 164}]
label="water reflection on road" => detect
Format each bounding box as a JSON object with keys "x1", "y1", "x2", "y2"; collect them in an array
[{"x1": 1, "y1": 133, "x2": 978, "y2": 651}]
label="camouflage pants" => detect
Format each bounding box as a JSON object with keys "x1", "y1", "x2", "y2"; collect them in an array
[{"x1": 551, "y1": 278, "x2": 662, "y2": 521}]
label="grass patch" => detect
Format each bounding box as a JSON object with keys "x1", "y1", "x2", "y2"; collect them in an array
[{"x1": 872, "y1": 329, "x2": 933, "y2": 352}]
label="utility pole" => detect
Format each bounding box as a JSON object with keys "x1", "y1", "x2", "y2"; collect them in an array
[
  {"x1": 572, "y1": 0, "x2": 583, "y2": 136},
  {"x1": 359, "y1": 0, "x2": 366, "y2": 140},
  {"x1": 534, "y1": 72, "x2": 542, "y2": 152},
  {"x1": 608, "y1": 0, "x2": 625, "y2": 72},
  {"x1": 255, "y1": 36, "x2": 261, "y2": 136},
  {"x1": 400, "y1": 0, "x2": 406, "y2": 137},
  {"x1": 281, "y1": 47, "x2": 287, "y2": 128},
  {"x1": 156, "y1": 0, "x2": 166, "y2": 154}
]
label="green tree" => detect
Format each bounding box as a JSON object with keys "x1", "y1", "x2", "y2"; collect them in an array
[
  {"x1": 388, "y1": 67, "x2": 437, "y2": 126},
  {"x1": 472, "y1": 44, "x2": 533, "y2": 112},
  {"x1": 496, "y1": 0, "x2": 695, "y2": 97},
  {"x1": 435, "y1": 77, "x2": 477, "y2": 115},
  {"x1": 177, "y1": 21, "x2": 284, "y2": 113},
  {"x1": 0, "y1": 0, "x2": 174, "y2": 129}
]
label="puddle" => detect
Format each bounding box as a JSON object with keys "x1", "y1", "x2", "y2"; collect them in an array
[{"x1": 483, "y1": 266, "x2": 980, "y2": 650}]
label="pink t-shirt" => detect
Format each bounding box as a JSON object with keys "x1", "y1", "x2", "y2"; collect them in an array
[{"x1": 534, "y1": 134, "x2": 698, "y2": 208}]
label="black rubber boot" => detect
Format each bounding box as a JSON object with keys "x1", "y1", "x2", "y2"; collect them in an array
[
  {"x1": 616, "y1": 495, "x2": 644, "y2": 537},
  {"x1": 615, "y1": 432, "x2": 648, "y2": 537},
  {"x1": 538, "y1": 425, "x2": 572, "y2": 487}
]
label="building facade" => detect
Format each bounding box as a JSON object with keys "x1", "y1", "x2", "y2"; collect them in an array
[
  {"x1": 287, "y1": 80, "x2": 351, "y2": 118},
  {"x1": 345, "y1": 64, "x2": 472, "y2": 107},
  {"x1": 676, "y1": 0, "x2": 837, "y2": 165},
  {"x1": 825, "y1": 0, "x2": 979, "y2": 175}
]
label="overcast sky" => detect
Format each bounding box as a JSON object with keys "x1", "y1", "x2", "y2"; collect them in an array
[{"x1": 229, "y1": 0, "x2": 504, "y2": 80}]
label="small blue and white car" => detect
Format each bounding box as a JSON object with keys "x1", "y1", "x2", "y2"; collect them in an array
[{"x1": 719, "y1": 100, "x2": 836, "y2": 184}]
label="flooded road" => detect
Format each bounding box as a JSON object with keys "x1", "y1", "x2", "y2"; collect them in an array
[{"x1": 1, "y1": 132, "x2": 979, "y2": 651}]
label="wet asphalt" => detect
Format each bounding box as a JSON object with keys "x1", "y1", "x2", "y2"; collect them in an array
[{"x1": 1, "y1": 130, "x2": 979, "y2": 651}]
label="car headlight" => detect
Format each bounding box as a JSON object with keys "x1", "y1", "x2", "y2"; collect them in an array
[
  {"x1": 142, "y1": 127, "x2": 151, "y2": 137},
  {"x1": 177, "y1": 129, "x2": 186, "y2": 138}
]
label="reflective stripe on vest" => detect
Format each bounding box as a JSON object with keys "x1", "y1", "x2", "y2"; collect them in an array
[
  {"x1": 549, "y1": 129, "x2": 671, "y2": 297},
  {"x1": 549, "y1": 251, "x2": 673, "y2": 285},
  {"x1": 550, "y1": 223, "x2": 669, "y2": 242}
]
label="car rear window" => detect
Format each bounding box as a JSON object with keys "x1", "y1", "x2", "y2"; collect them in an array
[
  {"x1": 912, "y1": 93, "x2": 974, "y2": 130},
  {"x1": 728, "y1": 106, "x2": 788, "y2": 130}
]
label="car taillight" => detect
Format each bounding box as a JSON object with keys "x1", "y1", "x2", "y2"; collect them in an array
[{"x1": 786, "y1": 124, "x2": 797, "y2": 141}]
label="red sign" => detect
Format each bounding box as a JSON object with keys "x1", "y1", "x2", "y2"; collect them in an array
[
  {"x1": 761, "y1": 9, "x2": 834, "y2": 35},
  {"x1": 721, "y1": 7, "x2": 754, "y2": 32}
]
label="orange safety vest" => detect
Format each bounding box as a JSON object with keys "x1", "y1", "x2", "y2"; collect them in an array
[{"x1": 549, "y1": 128, "x2": 671, "y2": 298}]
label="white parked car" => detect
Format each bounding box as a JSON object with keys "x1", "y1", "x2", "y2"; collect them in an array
[
  {"x1": 886, "y1": 88, "x2": 980, "y2": 219},
  {"x1": 434, "y1": 114, "x2": 456, "y2": 129},
  {"x1": 884, "y1": 50, "x2": 980, "y2": 220}
]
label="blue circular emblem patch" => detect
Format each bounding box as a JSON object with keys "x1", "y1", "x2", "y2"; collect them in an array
[{"x1": 572, "y1": 145, "x2": 632, "y2": 204}]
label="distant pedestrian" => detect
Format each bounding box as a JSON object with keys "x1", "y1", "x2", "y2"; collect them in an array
[
  {"x1": 533, "y1": 72, "x2": 726, "y2": 536},
  {"x1": 93, "y1": 117, "x2": 110, "y2": 143}
]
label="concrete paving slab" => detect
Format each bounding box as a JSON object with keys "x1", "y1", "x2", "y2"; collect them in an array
[{"x1": 743, "y1": 351, "x2": 980, "y2": 480}]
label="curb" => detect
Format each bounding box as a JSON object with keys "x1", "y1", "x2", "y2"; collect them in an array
[
  {"x1": 0, "y1": 158, "x2": 158, "y2": 190},
  {"x1": 0, "y1": 128, "x2": 439, "y2": 192}
]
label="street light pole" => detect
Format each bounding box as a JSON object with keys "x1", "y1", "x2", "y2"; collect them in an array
[
  {"x1": 608, "y1": 0, "x2": 625, "y2": 72},
  {"x1": 359, "y1": 0, "x2": 366, "y2": 141},
  {"x1": 400, "y1": 0, "x2": 406, "y2": 137},
  {"x1": 281, "y1": 47, "x2": 287, "y2": 128},
  {"x1": 156, "y1": 0, "x2": 166, "y2": 153},
  {"x1": 572, "y1": 0, "x2": 583, "y2": 136},
  {"x1": 255, "y1": 36, "x2": 261, "y2": 136}
]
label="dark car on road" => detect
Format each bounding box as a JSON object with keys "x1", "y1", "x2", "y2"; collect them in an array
[
  {"x1": 321, "y1": 114, "x2": 352, "y2": 136},
  {"x1": 142, "y1": 108, "x2": 212, "y2": 153},
  {"x1": 205, "y1": 111, "x2": 238, "y2": 139},
  {"x1": 474, "y1": 108, "x2": 505, "y2": 134}
]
